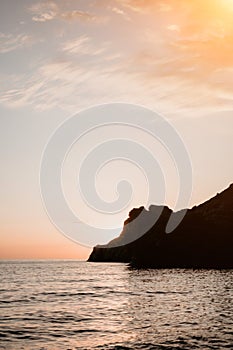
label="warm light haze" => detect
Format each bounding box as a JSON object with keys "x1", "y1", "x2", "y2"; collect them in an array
[{"x1": 1, "y1": 0, "x2": 233, "y2": 259}]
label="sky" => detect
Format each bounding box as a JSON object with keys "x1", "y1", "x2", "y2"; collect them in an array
[{"x1": 0, "y1": 0, "x2": 233, "y2": 259}]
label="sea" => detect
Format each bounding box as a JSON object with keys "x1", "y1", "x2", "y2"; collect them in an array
[{"x1": 0, "y1": 260, "x2": 232, "y2": 350}]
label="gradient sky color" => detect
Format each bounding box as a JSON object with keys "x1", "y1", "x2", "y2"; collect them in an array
[{"x1": 0, "y1": 0, "x2": 233, "y2": 259}]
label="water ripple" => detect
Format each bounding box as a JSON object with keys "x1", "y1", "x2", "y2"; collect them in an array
[{"x1": 0, "y1": 261, "x2": 232, "y2": 350}]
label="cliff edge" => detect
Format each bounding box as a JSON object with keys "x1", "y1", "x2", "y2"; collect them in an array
[{"x1": 88, "y1": 184, "x2": 233, "y2": 268}]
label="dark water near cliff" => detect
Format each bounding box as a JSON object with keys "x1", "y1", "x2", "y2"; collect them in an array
[{"x1": 0, "y1": 261, "x2": 232, "y2": 350}]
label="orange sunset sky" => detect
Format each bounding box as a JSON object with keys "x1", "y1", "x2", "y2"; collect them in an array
[{"x1": 0, "y1": 0, "x2": 233, "y2": 259}]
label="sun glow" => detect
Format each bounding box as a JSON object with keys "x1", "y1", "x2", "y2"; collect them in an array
[{"x1": 222, "y1": 0, "x2": 233, "y2": 10}]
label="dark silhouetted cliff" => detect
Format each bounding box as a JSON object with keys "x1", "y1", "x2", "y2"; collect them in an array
[{"x1": 88, "y1": 184, "x2": 233, "y2": 268}]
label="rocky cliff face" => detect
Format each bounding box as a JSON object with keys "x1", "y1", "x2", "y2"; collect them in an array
[{"x1": 88, "y1": 184, "x2": 233, "y2": 268}]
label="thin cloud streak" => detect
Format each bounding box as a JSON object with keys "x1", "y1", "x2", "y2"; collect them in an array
[
  {"x1": 0, "y1": 0, "x2": 232, "y2": 115},
  {"x1": 29, "y1": 1, "x2": 104, "y2": 23},
  {"x1": 62, "y1": 35, "x2": 106, "y2": 56},
  {"x1": 0, "y1": 33, "x2": 33, "y2": 53}
]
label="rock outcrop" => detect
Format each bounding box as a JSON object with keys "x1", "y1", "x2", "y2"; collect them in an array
[{"x1": 88, "y1": 184, "x2": 233, "y2": 268}]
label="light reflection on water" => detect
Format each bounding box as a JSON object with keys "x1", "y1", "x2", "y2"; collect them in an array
[{"x1": 0, "y1": 261, "x2": 232, "y2": 349}]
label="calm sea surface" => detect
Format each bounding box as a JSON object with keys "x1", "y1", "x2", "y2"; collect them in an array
[{"x1": 0, "y1": 261, "x2": 232, "y2": 350}]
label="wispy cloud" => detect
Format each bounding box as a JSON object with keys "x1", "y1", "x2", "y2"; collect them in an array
[
  {"x1": 0, "y1": 53, "x2": 158, "y2": 111},
  {"x1": 29, "y1": 1, "x2": 102, "y2": 23},
  {"x1": 29, "y1": 1, "x2": 58, "y2": 22},
  {"x1": 62, "y1": 35, "x2": 106, "y2": 56},
  {"x1": 1, "y1": 0, "x2": 233, "y2": 116},
  {"x1": 0, "y1": 33, "x2": 33, "y2": 53},
  {"x1": 115, "y1": 0, "x2": 169, "y2": 14},
  {"x1": 111, "y1": 7, "x2": 131, "y2": 20},
  {"x1": 61, "y1": 10, "x2": 98, "y2": 22},
  {"x1": 62, "y1": 36, "x2": 90, "y2": 54}
]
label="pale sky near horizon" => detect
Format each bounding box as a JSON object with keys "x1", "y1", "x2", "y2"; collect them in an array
[{"x1": 0, "y1": 0, "x2": 233, "y2": 259}]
